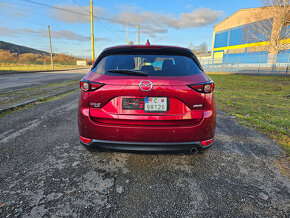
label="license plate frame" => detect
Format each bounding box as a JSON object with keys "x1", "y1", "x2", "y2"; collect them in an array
[
  {"x1": 122, "y1": 98, "x2": 144, "y2": 110},
  {"x1": 144, "y1": 97, "x2": 168, "y2": 113},
  {"x1": 122, "y1": 97, "x2": 169, "y2": 112}
]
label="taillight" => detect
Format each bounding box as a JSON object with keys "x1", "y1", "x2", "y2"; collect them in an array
[
  {"x1": 80, "y1": 81, "x2": 89, "y2": 91},
  {"x1": 201, "y1": 138, "x2": 214, "y2": 146},
  {"x1": 188, "y1": 82, "x2": 214, "y2": 93},
  {"x1": 80, "y1": 80, "x2": 104, "y2": 92},
  {"x1": 80, "y1": 136, "x2": 92, "y2": 144}
]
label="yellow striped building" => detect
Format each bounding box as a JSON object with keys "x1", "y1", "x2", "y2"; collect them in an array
[{"x1": 212, "y1": 7, "x2": 289, "y2": 64}]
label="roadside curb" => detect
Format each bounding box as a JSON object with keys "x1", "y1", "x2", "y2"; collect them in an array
[
  {"x1": 0, "y1": 88, "x2": 78, "y2": 114},
  {"x1": 0, "y1": 67, "x2": 90, "y2": 75}
]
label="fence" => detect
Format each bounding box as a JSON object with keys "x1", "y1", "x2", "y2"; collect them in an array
[
  {"x1": 0, "y1": 63, "x2": 87, "y2": 72},
  {"x1": 198, "y1": 53, "x2": 290, "y2": 75}
]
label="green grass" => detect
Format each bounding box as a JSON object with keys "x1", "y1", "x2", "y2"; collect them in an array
[
  {"x1": 0, "y1": 104, "x2": 33, "y2": 118},
  {"x1": 37, "y1": 89, "x2": 78, "y2": 102},
  {"x1": 208, "y1": 73, "x2": 290, "y2": 156}
]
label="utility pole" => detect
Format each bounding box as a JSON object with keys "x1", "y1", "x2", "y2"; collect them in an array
[
  {"x1": 48, "y1": 25, "x2": 54, "y2": 71},
  {"x1": 126, "y1": 23, "x2": 128, "y2": 45},
  {"x1": 137, "y1": 25, "x2": 140, "y2": 45},
  {"x1": 90, "y1": 0, "x2": 95, "y2": 64}
]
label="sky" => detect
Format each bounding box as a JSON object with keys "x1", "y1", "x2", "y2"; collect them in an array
[{"x1": 0, "y1": 0, "x2": 263, "y2": 58}]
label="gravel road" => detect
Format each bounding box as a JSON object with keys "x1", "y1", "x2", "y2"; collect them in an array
[{"x1": 0, "y1": 91, "x2": 289, "y2": 217}]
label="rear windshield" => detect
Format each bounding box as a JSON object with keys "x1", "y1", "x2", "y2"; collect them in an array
[{"x1": 92, "y1": 54, "x2": 202, "y2": 76}]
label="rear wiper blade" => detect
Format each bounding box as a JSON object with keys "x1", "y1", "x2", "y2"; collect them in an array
[{"x1": 107, "y1": 69, "x2": 148, "y2": 76}]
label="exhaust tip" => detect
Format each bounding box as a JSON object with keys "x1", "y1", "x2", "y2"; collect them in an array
[{"x1": 189, "y1": 147, "x2": 198, "y2": 154}]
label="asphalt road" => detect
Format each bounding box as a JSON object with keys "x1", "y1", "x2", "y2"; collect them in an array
[
  {"x1": 0, "y1": 69, "x2": 88, "y2": 94},
  {"x1": 0, "y1": 91, "x2": 289, "y2": 217}
]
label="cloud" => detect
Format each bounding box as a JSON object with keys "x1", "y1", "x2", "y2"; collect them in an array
[
  {"x1": 0, "y1": 26, "x2": 107, "y2": 42},
  {"x1": 141, "y1": 26, "x2": 168, "y2": 38},
  {"x1": 0, "y1": 26, "x2": 37, "y2": 37},
  {"x1": 42, "y1": 29, "x2": 91, "y2": 41},
  {"x1": 112, "y1": 8, "x2": 223, "y2": 37},
  {"x1": 49, "y1": 29, "x2": 107, "y2": 42},
  {"x1": 114, "y1": 8, "x2": 223, "y2": 34},
  {"x1": 186, "y1": 4, "x2": 194, "y2": 10},
  {"x1": 0, "y1": 3, "x2": 31, "y2": 17},
  {"x1": 48, "y1": 4, "x2": 224, "y2": 37},
  {"x1": 50, "y1": 5, "x2": 105, "y2": 24},
  {"x1": 173, "y1": 8, "x2": 224, "y2": 28}
]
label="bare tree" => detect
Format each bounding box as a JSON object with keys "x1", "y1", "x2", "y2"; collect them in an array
[
  {"x1": 191, "y1": 42, "x2": 208, "y2": 55},
  {"x1": 188, "y1": 43, "x2": 194, "y2": 50},
  {"x1": 198, "y1": 42, "x2": 208, "y2": 54},
  {"x1": 246, "y1": 0, "x2": 289, "y2": 61}
]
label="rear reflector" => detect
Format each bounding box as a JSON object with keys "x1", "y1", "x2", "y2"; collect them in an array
[
  {"x1": 200, "y1": 138, "x2": 214, "y2": 146},
  {"x1": 80, "y1": 136, "x2": 92, "y2": 144}
]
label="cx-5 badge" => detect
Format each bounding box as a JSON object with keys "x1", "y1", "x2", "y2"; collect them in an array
[{"x1": 139, "y1": 80, "x2": 153, "y2": 91}]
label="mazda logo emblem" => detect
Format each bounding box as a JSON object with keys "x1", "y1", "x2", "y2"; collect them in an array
[{"x1": 139, "y1": 80, "x2": 153, "y2": 91}]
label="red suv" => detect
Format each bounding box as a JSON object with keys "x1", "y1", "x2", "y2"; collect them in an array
[{"x1": 78, "y1": 45, "x2": 216, "y2": 153}]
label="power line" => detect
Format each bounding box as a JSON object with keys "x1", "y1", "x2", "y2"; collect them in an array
[
  {"x1": 0, "y1": 3, "x2": 79, "y2": 28},
  {"x1": 14, "y1": 0, "x2": 141, "y2": 44},
  {"x1": 0, "y1": 10, "x2": 44, "y2": 27},
  {"x1": 22, "y1": 0, "x2": 88, "y2": 16},
  {"x1": 21, "y1": 0, "x2": 128, "y2": 39},
  {"x1": 21, "y1": 0, "x2": 132, "y2": 26},
  {"x1": 71, "y1": 0, "x2": 88, "y2": 11},
  {"x1": 71, "y1": 0, "x2": 117, "y2": 35},
  {"x1": 2, "y1": 0, "x2": 122, "y2": 39}
]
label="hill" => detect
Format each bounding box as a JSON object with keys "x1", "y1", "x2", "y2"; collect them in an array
[
  {"x1": 0, "y1": 41, "x2": 49, "y2": 56},
  {"x1": 0, "y1": 41, "x2": 90, "y2": 65}
]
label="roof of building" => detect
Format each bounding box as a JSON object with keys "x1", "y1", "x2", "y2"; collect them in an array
[{"x1": 213, "y1": 6, "x2": 278, "y2": 32}]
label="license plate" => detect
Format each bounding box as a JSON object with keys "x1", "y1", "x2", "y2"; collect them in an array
[
  {"x1": 144, "y1": 97, "x2": 167, "y2": 112},
  {"x1": 122, "y1": 98, "x2": 144, "y2": 110}
]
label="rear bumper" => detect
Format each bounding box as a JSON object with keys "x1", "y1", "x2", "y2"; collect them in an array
[
  {"x1": 78, "y1": 93, "x2": 216, "y2": 151},
  {"x1": 78, "y1": 110, "x2": 216, "y2": 149},
  {"x1": 80, "y1": 139, "x2": 212, "y2": 152}
]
